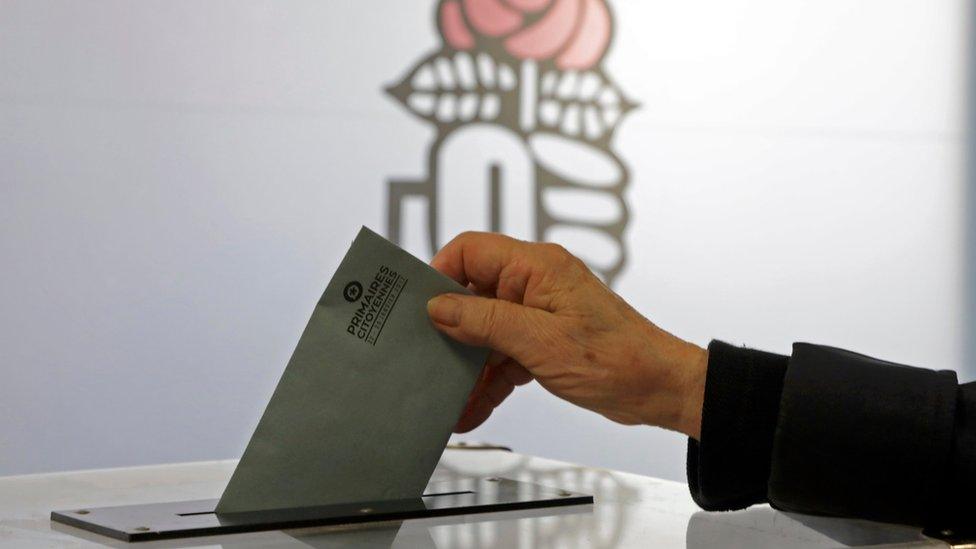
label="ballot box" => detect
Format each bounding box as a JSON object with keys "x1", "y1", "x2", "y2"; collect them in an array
[{"x1": 0, "y1": 447, "x2": 953, "y2": 548}]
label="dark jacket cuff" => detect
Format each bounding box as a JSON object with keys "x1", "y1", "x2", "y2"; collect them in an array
[
  {"x1": 687, "y1": 340, "x2": 788, "y2": 510},
  {"x1": 767, "y1": 343, "x2": 957, "y2": 526}
]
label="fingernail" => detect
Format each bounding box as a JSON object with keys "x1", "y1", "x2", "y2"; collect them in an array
[{"x1": 427, "y1": 295, "x2": 461, "y2": 327}]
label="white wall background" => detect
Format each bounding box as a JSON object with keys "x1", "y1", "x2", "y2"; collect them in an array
[{"x1": 0, "y1": 0, "x2": 968, "y2": 481}]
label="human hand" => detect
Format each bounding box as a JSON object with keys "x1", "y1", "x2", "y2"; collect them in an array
[{"x1": 426, "y1": 232, "x2": 708, "y2": 439}]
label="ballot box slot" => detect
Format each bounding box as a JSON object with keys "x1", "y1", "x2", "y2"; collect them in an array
[
  {"x1": 422, "y1": 490, "x2": 474, "y2": 498},
  {"x1": 176, "y1": 510, "x2": 216, "y2": 517},
  {"x1": 173, "y1": 490, "x2": 475, "y2": 517}
]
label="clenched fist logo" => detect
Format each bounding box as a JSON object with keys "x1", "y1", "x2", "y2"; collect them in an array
[{"x1": 387, "y1": 0, "x2": 636, "y2": 285}]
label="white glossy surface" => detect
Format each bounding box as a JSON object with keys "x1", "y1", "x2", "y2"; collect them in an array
[{"x1": 0, "y1": 449, "x2": 941, "y2": 548}]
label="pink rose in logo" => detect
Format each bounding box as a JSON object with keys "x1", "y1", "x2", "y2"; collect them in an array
[{"x1": 439, "y1": 0, "x2": 612, "y2": 70}]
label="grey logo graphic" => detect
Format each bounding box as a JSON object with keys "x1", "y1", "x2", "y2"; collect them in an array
[
  {"x1": 343, "y1": 281, "x2": 363, "y2": 302},
  {"x1": 386, "y1": 0, "x2": 636, "y2": 285}
]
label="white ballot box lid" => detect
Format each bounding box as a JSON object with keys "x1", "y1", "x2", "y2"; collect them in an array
[{"x1": 0, "y1": 448, "x2": 944, "y2": 548}]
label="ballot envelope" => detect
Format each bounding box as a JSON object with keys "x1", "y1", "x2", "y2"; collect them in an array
[{"x1": 216, "y1": 225, "x2": 489, "y2": 512}]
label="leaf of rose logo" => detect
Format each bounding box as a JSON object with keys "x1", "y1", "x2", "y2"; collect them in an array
[{"x1": 386, "y1": 0, "x2": 636, "y2": 286}]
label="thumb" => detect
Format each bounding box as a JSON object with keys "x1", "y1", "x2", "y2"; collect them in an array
[{"x1": 427, "y1": 293, "x2": 552, "y2": 363}]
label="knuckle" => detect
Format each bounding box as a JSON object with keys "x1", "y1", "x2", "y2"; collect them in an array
[
  {"x1": 551, "y1": 243, "x2": 581, "y2": 269},
  {"x1": 567, "y1": 253, "x2": 588, "y2": 273},
  {"x1": 542, "y1": 242, "x2": 569, "y2": 258},
  {"x1": 447, "y1": 231, "x2": 479, "y2": 250},
  {"x1": 535, "y1": 243, "x2": 566, "y2": 267},
  {"x1": 445, "y1": 232, "x2": 472, "y2": 250},
  {"x1": 542, "y1": 243, "x2": 589, "y2": 278},
  {"x1": 462, "y1": 230, "x2": 499, "y2": 242}
]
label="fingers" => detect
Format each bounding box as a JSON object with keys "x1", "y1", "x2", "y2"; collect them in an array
[
  {"x1": 454, "y1": 359, "x2": 532, "y2": 433},
  {"x1": 455, "y1": 365, "x2": 495, "y2": 433},
  {"x1": 498, "y1": 360, "x2": 533, "y2": 386},
  {"x1": 485, "y1": 350, "x2": 508, "y2": 368},
  {"x1": 432, "y1": 232, "x2": 568, "y2": 304},
  {"x1": 454, "y1": 398, "x2": 493, "y2": 433},
  {"x1": 431, "y1": 232, "x2": 524, "y2": 289},
  {"x1": 427, "y1": 293, "x2": 555, "y2": 364}
]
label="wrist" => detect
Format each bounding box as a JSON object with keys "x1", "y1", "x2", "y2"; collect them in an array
[
  {"x1": 635, "y1": 324, "x2": 708, "y2": 438},
  {"x1": 677, "y1": 345, "x2": 707, "y2": 439}
]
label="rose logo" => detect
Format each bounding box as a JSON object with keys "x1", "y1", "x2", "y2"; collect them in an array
[
  {"x1": 386, "y1": 0, "x2": 636, "y2": 286},
  {"x1": 440, "y1": 0, "x2": 611, "y2": 70}
]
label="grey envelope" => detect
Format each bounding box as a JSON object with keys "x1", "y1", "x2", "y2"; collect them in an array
[{"x1": 216, "y1": 226, "x2": 488, "y2": 513}]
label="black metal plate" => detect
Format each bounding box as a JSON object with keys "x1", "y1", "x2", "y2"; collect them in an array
[{"x1": 51, "y1": 478, "x2": 592, "y2": 542}]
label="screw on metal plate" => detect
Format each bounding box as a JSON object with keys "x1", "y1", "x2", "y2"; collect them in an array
[
  {"x1": 75, "y1": 510, "x2": 90, "y2": 515},
  {"x1": 133, "y1": 527, "x2": 150, "y2": 532},
  {"x1": 559, "y1": 490, "x2": 572, "y2": 497},
  {"x1": 486, "y1": 477, "x2": 500, "y2": 482},
  {"x1": 359, "y1": 508, "x2": 373, "y2": 514}
]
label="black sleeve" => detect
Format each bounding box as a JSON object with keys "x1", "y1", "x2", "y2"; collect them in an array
[
  {"x1": 687, "y1": 340, "x2": 789, "y2": 510},
  {"x1": 688, "y1": 340, "x2": 976, "y2": 529}
]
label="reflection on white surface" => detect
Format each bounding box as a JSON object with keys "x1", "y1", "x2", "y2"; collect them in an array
[
  {"x1": 685, "y1": 507, "x2": 932, "y2": 549},
  {"x1": 10, "y1": 450, "x2": 945, "y2": 548}
]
